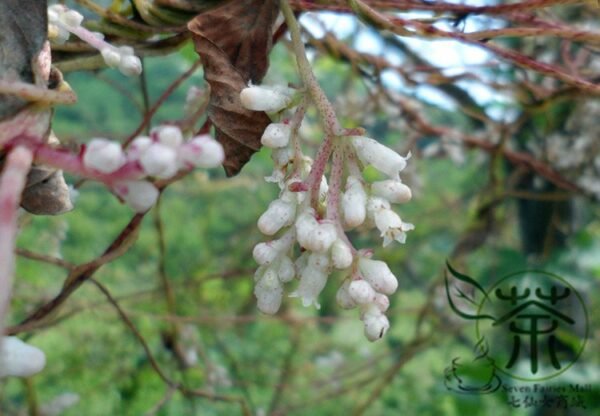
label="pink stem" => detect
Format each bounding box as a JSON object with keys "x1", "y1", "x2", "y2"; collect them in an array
[
  {"x1": 34, "y1": 145, "x2": 144, "y2": 185},
  {"x1": 0, "y1": 147, "x2": 33, "y2": 333}
]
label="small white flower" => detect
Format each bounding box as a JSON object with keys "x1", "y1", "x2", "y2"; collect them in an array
[
  {"x1": 371, "y1": 180, "x2": 412, "y2": 204},
  {"x1": 358, "y1": 257, "x2": 398, "y2": 295},
  {"x1": 342, "y1": 176, "x2": 367, "y2": 228},
  {"x1": 350, "y1": 136, "x2": 409, "y2": 180},
  {"x1": 258, "y1": 198, "x2": 296, "y2": 235},
  {"x1": 114, "y1": 180, "x2": 159, "y2": 213},
  {"x1": 155, "y1": 126, "x2": 183, "y2": 148},
  {"x1": 140, "y1": 143, "x2": 178, "y2": 178},
  {"x1": 255, "y1": 268, "x2": 283, "y2": 315},
  {"x1": 83, "y1": 138, "x2": 126, "y2": 174},
  {"x1": 331, "y1": 239, "x2": 353, "y2": 269},
  {"x1": 348, "y1": 280, "x2": 376, "y2": 304},
  {"x1": 373, "y1": 208, "x2": 414, "y2": 246},
  {"x1": 363, "y1": 313, "x2": 390, "y2": 342},
  {"x1": 240, "y1": 85, "x2": 295, "y2": 112},
  {"x1": 261, "y1": 123, "x2": 291, "y2": 148},
  {"x1": 0, "y1": 337, "x2": 46, "y2": 378},
  {"x1": 178, "y1": 135, "x2": 224, "y2": 169}
]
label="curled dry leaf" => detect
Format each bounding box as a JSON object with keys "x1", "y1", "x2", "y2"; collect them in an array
[{"x1": 188, "y1": 0, "x2": 280, "y2": 176}]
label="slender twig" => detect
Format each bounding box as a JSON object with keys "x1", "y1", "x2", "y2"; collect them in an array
[
  {"x1": 281, "y1": 0, "x2": 343, "y2": 136},
  {"x1": 90, "y1": 278, "x2": 251, "y2": 414},
  {"x1": 15, "y1": 248, "x2": 76, "y2": 271},
  {"x1": 5, "y1": 214, "x2": 145, "y2": 335}
]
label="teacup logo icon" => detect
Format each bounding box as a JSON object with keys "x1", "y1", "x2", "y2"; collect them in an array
[
  {"x1": 444, "y1": 338, "x2": 502, "y2": 394},
  {"x1": 444, "y1": 262, "x2": 588, "y2": 382}
]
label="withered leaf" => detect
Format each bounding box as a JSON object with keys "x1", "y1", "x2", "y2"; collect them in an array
[
  {"x1": 188, "y1": 0, "x2": 279, "y2": 176},
  {"x1": 21, "y1": 167, "x2": 73, "y2": 216}
]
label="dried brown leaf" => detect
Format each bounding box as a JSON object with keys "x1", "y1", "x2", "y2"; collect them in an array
[{"x1": 189, "y1": 0, "x2": 280, "y2": 175}]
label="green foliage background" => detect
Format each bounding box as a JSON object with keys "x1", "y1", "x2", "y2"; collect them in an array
[{"x1": 1, "y1": 37, "x2": 599, "y2": 416}]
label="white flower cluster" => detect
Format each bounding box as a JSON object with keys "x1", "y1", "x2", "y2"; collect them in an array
[
  {"x1": 82, "y1": 125, "x2": 224, "y2": 212},
  {"x1": 47, "y1": 4, "x2": 84, "y2": 43},
  {"x1": 48, "y1": 5, "x2": 142, "y2": 76},
  {"x1": 0, "y1": 337, "x2": 46, "y2": 378},
  {"x1": 528, "y1": 100, "x2": 600, "y2": 199},
  {"x1": 243, "y1": 85, "x2": 414, "y2": 342}
]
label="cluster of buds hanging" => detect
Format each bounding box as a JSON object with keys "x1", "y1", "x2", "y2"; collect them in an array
[
  {"x1": 47, "y1": 4, "x2": 142, "y2": 76},
  {"x1": 80, "y1": 125, "x2": 224, "y2": 212},
  {"x1": 244, "y1": 85, "x2": 414, "y2": 342}
]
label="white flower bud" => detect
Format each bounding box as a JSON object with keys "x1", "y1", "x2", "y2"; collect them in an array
[
  {"x1": 0, "y1": 337, "x2": 46, "y2": 378},
  {"x1": 140, "y1": 143, "x2": 178, "y2": 178},
  {"x1": 336, "y1": 280, "x2": 357, "y2": 309},
  {"x1": 118, "y1": 46, "x2": 135, "y2": 56},
  {"x1": 83, "y1": 138, "x2": 126, "y2": 174},
  {"x1": 277, "y1": 256, "x2": 295, "y2": 283},
  {"x1": 47, "y1": 7, "x2": 61, "y2": 24},
  {"x1": 101, "y1": 48, "x2": 121, "y2": 68},
  {"x1": 319, "y1": 176, "x2": 329, "y2": 202},
  {"x1": 294, "y1": 251, "x2": 309, "y2": 275},
  {"x1": 307, "y1": 252, "x2": 330, "y2": 270},
  {"x1": 363, "y1": 314, "x2": 390, "y2": 342},
  {"x1": 252, "y1": 241, "x2": 280, "y2": 265},
  {"x1": 373, "y1": 293, "x2": 390, "y2": 312},
  {"x1": 127, "y1": 136, "x2": 152, "y2": 160},
  {"x1": 119, "y1": 54, "x2": 142, "y2": 76},
  {"x1": 371, "y1": 180, "x2": 412, "y2": 204},
  {"x1": 305, "y1": 221, "x2": 337, "y2": 253},
  {"x1": 261, "y1": 123, "x2": 291, "y2": 148},
  {"x1": 62, "y1": 10, "x2": 84, "y2": 27},
  {"x1": 114, "y1": 180, "x2": 159, "y2": 213},
  {"x1": 348, "y1": 280, "x2": 376, "y2": 304},
  {"x1": 240, "y1": 85, "x2": 295, "y2": 112},
  {"x1": 258, "y1": 198, "x2": 296, "y2": 236},
  {"x1": 178, "y1": 135, "x2": 224, "y2": 168},
  {"x1": 271, "y1": 147, "x2": 293, "y2": 168},
  {"x1": 331, "y1": 239, "x2": 353, "y2": 269},
  {"x1": 358, "y1": 257, "x2": 398, "y2": 295},
  {"x1": 342, "y1": 176, "x2": 367, "y2": 228},
  {"x1": 255, "y1": 268, "x2": 283, "y2": 315},
  {"x1": 350, "y1": 136, "x2": 409, "y2": 180},
  {"x1": 290, "y1": 263, "x2": 328, "y2": 309},
  {"x1": 295, "y1": 210, "x2": 319, "y2": 246},
  {"x1": 155, "y1": 126, "x2": 183, "y2": 148}
]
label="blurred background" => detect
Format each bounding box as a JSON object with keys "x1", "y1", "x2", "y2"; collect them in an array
[{"x1": 2, "y1": 1, "x2": 599, "y2": 415}]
